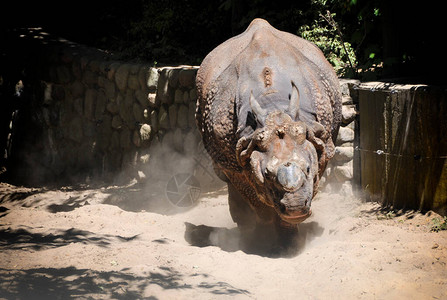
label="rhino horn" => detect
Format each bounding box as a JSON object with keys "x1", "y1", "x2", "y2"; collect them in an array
[
  {"x1": 288, "y1": 81, "x2": 300, "y2": 120},
  {"x1": 250, "y1": 91, "x2": 267, "y2": 122}
]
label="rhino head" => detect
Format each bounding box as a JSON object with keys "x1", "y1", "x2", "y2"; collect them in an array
[{"x1": 236, "y1": 82, "x2": 320, "y2": 224}]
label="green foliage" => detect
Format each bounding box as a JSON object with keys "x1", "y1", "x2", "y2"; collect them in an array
[
  {"x1": 298, "y1": 14, "x2": 357, "y2": 77},
  {"x1": 111, "y1": 0, "x2": 232, "y2": 65},
  {"x1": 431, "y1": 216, "x2": 447, "y2": 232}
]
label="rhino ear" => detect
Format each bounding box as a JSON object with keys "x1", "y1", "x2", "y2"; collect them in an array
[
  {"x1": 250, "y1": 91, "x2": 267, "y2": 123},
  {"x1": 288, "y1": 81, "x2": 300, "y2": 120}
]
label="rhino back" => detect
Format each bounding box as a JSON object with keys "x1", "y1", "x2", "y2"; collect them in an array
[{"x1": 196, "y1": 18, "x2": 341, "y2": 171}]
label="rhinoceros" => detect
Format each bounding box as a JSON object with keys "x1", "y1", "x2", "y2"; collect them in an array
[{"x1": 195, "y1": 18, "x2": 341, "y2": 237}]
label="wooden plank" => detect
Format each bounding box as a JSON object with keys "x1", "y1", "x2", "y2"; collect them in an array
[{"x1": 358, "y1": 88, "x2": 387, "y2": 202}]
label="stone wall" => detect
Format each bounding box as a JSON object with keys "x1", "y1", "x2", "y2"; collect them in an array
[
  {"x1": 33, "y1": 59, "x2": 205, "y2": 184},
  {"x1": 319, "y1": 79, "x2": 359, "y2": 196},
  {"x1": 2, "y1": 29, "x2": 210, "y2": 185}
]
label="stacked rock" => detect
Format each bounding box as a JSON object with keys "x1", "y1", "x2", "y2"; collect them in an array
[
  {"x1": 141, "y1": 66, "x2": 224, "y2": 187},
  {"x1": 319, "y1": 79, "x2": 360, "y2": 196},
  {"x1": 39, "y1": 54, "x2": 162, "y2": 182}
]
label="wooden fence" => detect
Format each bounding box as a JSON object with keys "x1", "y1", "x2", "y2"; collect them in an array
[{"x1": 353, "y1": 82, "x2": 447, "y2": 215}]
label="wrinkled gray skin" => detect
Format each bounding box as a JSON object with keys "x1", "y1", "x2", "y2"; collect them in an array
[{"x1": 196, "y1": 19, "x2": 341, "y2": 234}]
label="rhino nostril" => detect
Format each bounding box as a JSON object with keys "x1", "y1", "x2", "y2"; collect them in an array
[{"x1": 279, "y1": 200, "x2": 287, "y2": 214}]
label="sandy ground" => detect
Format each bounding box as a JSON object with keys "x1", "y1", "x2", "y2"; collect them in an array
[{"x1": 0, "y1": 180, "x2": 446, "y2": 300}]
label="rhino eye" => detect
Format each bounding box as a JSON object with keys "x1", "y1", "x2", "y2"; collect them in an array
[
  {"x1": 306, "y1": 166, "x2": 310, "y2": 174},
  {"x1": 246, "y1": 111, "x2": 257, "y2": 130}
]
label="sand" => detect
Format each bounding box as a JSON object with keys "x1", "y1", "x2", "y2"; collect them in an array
[{"x1": 0, "y1": 181, "x2": 446, "y2": 299}]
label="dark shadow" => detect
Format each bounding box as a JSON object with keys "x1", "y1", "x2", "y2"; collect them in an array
[
  {"x1": 359, "y1": 204, "x2": 434, "y2": 220},
  {"x1": 101, "y1": 182, "x2": 227, "y2": 215},
  {"x1": 0, "y1": 266, "x2": 250, "y2": 299},
  {"x1": 46, "y1": 194, "x2": 94, "y2": 213},
  {"x1": 101, "y1": 182, "x2": 172, "y2": 214},
  {"x1": 0, "y1": 188, "x2": 42, "y2": 204},
  {"x1": 0, "y1": 227, "x2": 139, "y2": 251},
  {"x1": 0, "y1": 206, "x2": 8, "y2": 218},
  {"x1": 0, "y1": 185, "x2": 100, "y2": 213},
  {"x1": 0, "y1": 176, "x2": 227, "y2": 215},
  {"x1": 184, "y1": 221, "x2": 324, "y2": 258},
  {"x1": 197, "y1": 281, "x2": 250, "y2": 296},
  {"x1": 0, "y1": 181, "x2": 192, "y2": 215}
]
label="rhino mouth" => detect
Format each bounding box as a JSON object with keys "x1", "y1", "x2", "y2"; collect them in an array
[
  {"x1": 278, "y1": 207, "x2": 312, "y2": 224},
  {"x1": 270, "y1": 189, "x2": 312, "y2": 224}
]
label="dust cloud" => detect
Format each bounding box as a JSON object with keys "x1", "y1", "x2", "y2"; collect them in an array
[
  {"x1": 184, "y1": 191, "x2": 365, "y2": 258},
  {"x1": 183, "y1": 165, "x2": 365, "y2": 258},
  {"x1": 99, "y1": 128, "x2": 225, "y2": 215}
]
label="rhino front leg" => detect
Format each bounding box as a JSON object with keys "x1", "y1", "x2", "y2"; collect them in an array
[
  {"x1": 274, "y1": 217, "x2": 300, "y2": 252},
  {"x1": 227, "y1": 182, "x2": 257, "y2": 230}
]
